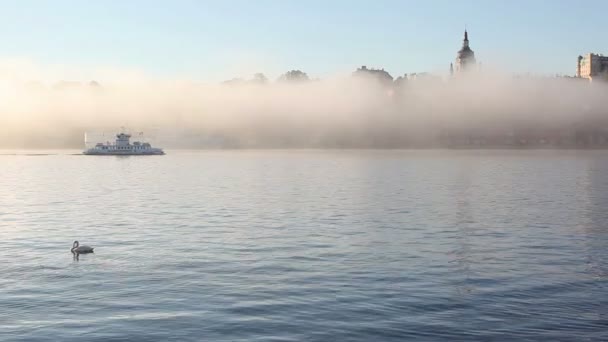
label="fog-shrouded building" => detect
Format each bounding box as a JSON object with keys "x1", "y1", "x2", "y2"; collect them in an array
[
  {"x1": 452, "y1": 30, "x2": 477, "y2": 74},
  {"x1": 577, "y1": 53, "x2": 608, "y2": 81},
  {"x1": 353, "y1": 66, "x2": 394, "y2": 85}
]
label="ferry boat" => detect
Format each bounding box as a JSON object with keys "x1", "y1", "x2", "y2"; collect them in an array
[{"x1": 83, "y1": 131, "x2": 165, "y2": 155}]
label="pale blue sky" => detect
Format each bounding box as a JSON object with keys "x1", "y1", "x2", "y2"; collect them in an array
[{"x1": 0, "y1": 0, "x2": 605, "y2": 81}]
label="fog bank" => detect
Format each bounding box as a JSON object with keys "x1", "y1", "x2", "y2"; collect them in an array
[{"x1": 1, "y1": 65, "x2": 607, "y2": 149}]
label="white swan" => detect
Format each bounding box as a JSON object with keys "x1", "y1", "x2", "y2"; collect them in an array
[{"x1": 71, "y1": 240, "x2": 94, "y2": 254}]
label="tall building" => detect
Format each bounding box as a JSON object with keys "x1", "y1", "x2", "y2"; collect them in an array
[
  {"x1": 577, "y1": 53, "x2": 608, "y2": 81},
  {"x1": 454, "y1": 30, "x2": 476, "y2": 73}
]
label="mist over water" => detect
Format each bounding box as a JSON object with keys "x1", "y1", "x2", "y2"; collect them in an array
[{"x1": 1, "y1": 63, "x2": 607, "y2": 149}]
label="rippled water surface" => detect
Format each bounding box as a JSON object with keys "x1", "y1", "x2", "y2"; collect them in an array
[{"x1": 1, "y1": 150, "x2": 607, "y2": 341}]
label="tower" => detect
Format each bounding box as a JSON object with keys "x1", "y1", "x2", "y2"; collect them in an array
[
  {"x1": 455, "y1": 30, "x2": 476, "y2": 73},
  {"x1": 576, "y1": 55, "x2": 583, "y2": 78}
]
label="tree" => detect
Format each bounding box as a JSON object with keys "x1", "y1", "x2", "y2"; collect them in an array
[
  {"x1": 278, "y1": 70, "x2": 310, "y2": 83},
  {"x1": 251, "y1": 73, "x2": 268, "y2": 85},
  {"x1": 222, "y1": 78, "x2": 246, "y2": 86},
  {"x1": 89, "y1": 80, "x2": 101, "y2": 87}
]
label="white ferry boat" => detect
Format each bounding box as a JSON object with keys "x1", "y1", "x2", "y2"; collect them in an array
[{"x1": 83, "y1": 131, "x2": 165, "y2": 155}]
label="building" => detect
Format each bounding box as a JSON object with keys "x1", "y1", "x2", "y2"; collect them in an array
[
  {"x1": 353, "y1": 66, "x2": 394, "y2": 85},
  {"x1": 453, "y1": 30, "x2": 477, "y2": 74},
  {"x1": 577, "y1": 53, "x2": 608, "y2": 81}
]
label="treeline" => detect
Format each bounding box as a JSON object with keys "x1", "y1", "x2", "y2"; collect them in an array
[
  {"x1": 223, "y1": 70, "x2": 311, "y2": 85},
  {"x1": 222, "y1": 66, "x2": 439, "y2": 87}
]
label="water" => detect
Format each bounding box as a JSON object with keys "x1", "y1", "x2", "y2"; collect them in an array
[{"x1": 1, "y1": 150, "x2": 607, "y2": 341}]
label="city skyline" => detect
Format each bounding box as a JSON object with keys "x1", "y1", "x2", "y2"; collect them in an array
[{"x1": 1, "y1": 0, "x2": 607, "y2": 82}]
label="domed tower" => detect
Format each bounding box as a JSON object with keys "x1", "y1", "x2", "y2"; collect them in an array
[{"x1": 455, "y1": 30, "x2": 476, "y2": 73}]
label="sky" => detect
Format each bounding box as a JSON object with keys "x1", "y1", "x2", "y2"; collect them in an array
[{"x1": 0, "y1": 0, "x2": 606, "y2": 82}]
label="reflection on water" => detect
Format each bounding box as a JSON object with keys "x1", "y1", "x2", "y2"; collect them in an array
[
  {"x1": 581, "y1": 158, "x2": 608, "y2": 324},
  {"x1": 450, "y1": 161, "x2": 475, "y2": 297},
  {"x1": 0, "y1": 150, "x2": 607, "y2": 341}
]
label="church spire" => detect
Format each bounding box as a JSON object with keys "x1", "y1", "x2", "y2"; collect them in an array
[{"x1": 455, "y1": 28, "x2": 476, "y2": 74}]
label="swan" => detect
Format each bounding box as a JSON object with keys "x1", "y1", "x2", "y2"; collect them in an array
[{"x1": 71, "y1": 241, "x2": 94, "y2": 254}]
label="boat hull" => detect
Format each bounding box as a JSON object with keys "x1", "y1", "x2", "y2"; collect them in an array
[{"x1": 82, "y1": 150, "x2": 165, "y2": 155}]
